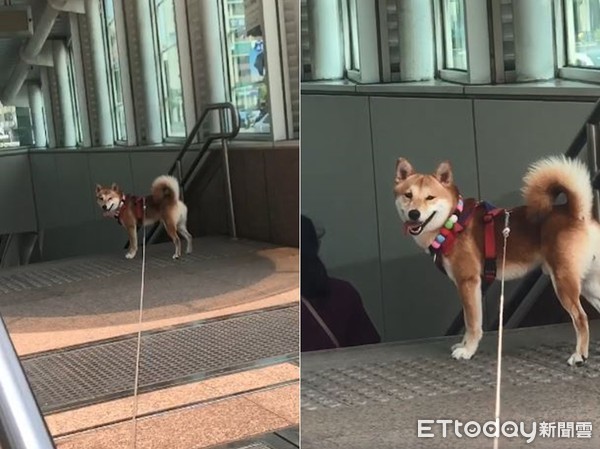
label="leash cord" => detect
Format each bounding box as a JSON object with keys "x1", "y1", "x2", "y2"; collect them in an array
[
  {"x1": 131, "y1": 198, "x2": 146, "y2": 448},
  {"x1": 493, "y1": 211, "x2": 511, "y2": 449}
]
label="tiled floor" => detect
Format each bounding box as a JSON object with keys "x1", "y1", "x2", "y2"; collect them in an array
[
  {"x1": 0, "y1": 236, "x2": 298, "y2": 355},
  {"x1": 54, "y1": 383, "x2": 299, "y2": 449},
  {"x1": 0, "y1": 236, "x2": 299, "y2": 448},
  {"x1": 46, "y1": 363, "x2": 299, "y2": 437}
]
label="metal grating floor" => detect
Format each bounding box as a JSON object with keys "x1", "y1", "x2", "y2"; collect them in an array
[
  {"x1": 23, "y1": 305, "x2": 298, "y2": 413},
  {"x1": 209, "y1": 428, "x2": 299, "y2": 449},
  {"x1": 301, "y1": 321, "x2": 600, "y2": 449},
  {"x1": 301, "y1": 344, "x2": 596, "y2": 410},
  {"x1": 0, "y1": 244, "x2": 252, "y2": 294}
]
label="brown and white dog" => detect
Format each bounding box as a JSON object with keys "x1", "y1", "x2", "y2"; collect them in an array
[
  {"x1": 394, "y1": 156, "x2": 600, "y2": 366},
  {"x1": 96, "y1": 175, "x2": 193, "y2": 260}
]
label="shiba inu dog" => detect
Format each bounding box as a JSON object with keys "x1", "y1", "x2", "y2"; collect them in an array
[
  {"x1": 96, "y1": 175, "x2": 193, "y2": 260},
  {"x1": 394, "y1": 156, "x2": 600, "y2": 366}
]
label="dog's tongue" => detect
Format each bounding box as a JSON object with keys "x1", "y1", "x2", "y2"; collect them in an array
[{"x1": 404, "y1": 221, "x2": 420, "y2": 235}]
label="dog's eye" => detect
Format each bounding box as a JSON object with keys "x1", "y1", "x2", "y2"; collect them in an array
[
  {"x1": 404, "y1": 192, "x2": 412, "y2": 199},
  {"x1": 426, "y1": 195, "x2": 436, "y2": 201}
]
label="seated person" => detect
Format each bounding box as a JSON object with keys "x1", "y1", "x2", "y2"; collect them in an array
[{"x1": 301, "y1": 215, "x2": 381, "y2": 351}]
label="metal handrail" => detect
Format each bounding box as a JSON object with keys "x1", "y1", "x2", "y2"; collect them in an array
[
  {"x1": 167, "y1": 102, "x2": 240, "y2": 178},
  {"x1": 144, "y1": 102, "x2": 240, "y2": 245},
  {"x1": 446, "y1": 97, "x2": 600, "y2": 335},
  {"x1": 0, "y1": 315, "x2": 55, "y2": 449}
]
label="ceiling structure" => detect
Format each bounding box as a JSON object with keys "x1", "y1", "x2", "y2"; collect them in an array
[{"x1": 0, "y1": 0, "x2": 70, "y2": 105}]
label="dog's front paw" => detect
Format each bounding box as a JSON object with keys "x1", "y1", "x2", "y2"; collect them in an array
[
  {"x1": 172, "y1": 254, "x2": 180, "y2": 260},
  {"x1": 451, "y1": 342, "x2": 466, "y2": 351},
  {"x1": 125, "y1": 251, "x2": 136, "y2": 259},
  {"x1": 451, "y1": 345, "x2": 476, "y2": 360},
  {"x1": 567, "y1": 353, "x2": 587, "y2": 367}
]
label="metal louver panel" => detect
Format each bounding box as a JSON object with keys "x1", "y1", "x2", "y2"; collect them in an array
[
  {"x1": 284, "y1": 0, "x2": 299, "y2": 133},
  {"x1": 383, "y1": 0, "x2": 401, "y2": 81},
  {"x1": 47, "y1": 67, "x2": 63, "y2": 146},
  {"x1": 300, "y1": 0, "x2": 312, "y2": 80},
  {"x1": 502, "y1": 0, "x2": 515, "y2": 74},
  {"x1": 77, "y1": 13, "x2": 100, "y2": 146}
]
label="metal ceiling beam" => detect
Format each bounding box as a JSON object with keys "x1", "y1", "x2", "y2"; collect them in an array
[{"x1": 1, "y1": 0, "x2": 84, "y2": 105}]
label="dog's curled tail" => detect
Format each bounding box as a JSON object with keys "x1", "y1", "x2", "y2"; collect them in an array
[
  {"x1": 151, "y1": 175, "x2": 180, "y2": 204},
  {"x1": 522, "y1": 156, "x2": 592, "y2": 221}
]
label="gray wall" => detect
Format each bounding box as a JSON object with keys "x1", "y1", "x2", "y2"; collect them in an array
[
  {"x1": 0, "y1": 151, "x2": 37, "y2": 235},
  {"x1": 302, "y1": 93, "x2": 595, "y2": 341},
  {"x1": 0, "y1": 144, "x2": 299, "y2": 263}
]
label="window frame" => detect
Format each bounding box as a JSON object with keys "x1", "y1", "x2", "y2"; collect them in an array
[
  {"x1": 556, "y1": 0, "x2": 600, "y2": 83},
  {"x1": 68, "y1": 13, "x2": 92, "y2": 147},
  {"x1": 66, "y1": 41, "x2": 83, "y2": 146},
  {"x1": 221, "y1": 0, "x2": 273, "y2": 140},
  {"x1": 342, "y1": 0, "x2": 379, "y2": 83},
  {"x1": 150, "y1": 0, "x2": 188, "y2": 142},
  {"x1": 100, "y1": 0, "x2": 128, "y2": 145},
  {"x1": 436, "y1": 0, "x2": 491, "y2": 84}
]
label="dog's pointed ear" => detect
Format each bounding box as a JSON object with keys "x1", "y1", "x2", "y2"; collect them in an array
[
  {"x1": 95, "y1": 184, "x2": 102, "y2": 193},
  {"x1": 434, "y1": 161, "x2": 453, "y2": 186},
  {"x1": 111, "y1": 183, "x2": 120, "y2": 192},
  {"x1": 395, "y1": 158, "x2": 415, "y2": 184}
]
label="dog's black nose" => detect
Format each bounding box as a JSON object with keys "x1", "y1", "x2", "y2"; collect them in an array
[
  {"x1": 408, "y1": 209, "x2": 420, "y2": 221},
  {"x1": 102, "y1": 205, "x2": 107, "y2": 210}
]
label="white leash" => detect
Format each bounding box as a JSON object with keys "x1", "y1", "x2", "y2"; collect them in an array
[
  {"x1": 131, "y1": 198, "x2": 147, "y2": 448},
  {"x1": 493, "y1": 211, "x2": 511, "y2": 449}
]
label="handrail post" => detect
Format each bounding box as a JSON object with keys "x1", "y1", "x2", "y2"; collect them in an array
[
  {"x1": 220, "y1": 108, "x2": 237, "y2": 239},
  {"x1": 587, "y1": 122, "x2": 600, "y2": 220},
  {"x1": 175, "y1": 160, "x2": 184, "y2": 202},
  {"x1": 0, "y1": 316, "x2": 55, "y2": 449}
]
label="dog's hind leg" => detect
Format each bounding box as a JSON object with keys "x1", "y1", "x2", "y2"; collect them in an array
[
  {"x1": 175, "y1": 202, "x2": 192, "y2": 254},
  {"x1": 125, "y1": 226, "x2": 138, "y2": 259},
  {"x1": 165, "y1": 219, "x2": 182, "y2": 259},
  {"x1": 451, "y1": 276, "x2": 483, "y2": 360},
  {"x1": 177, "y1": 222, "x2": 193, "y2": 254},
  {"x1": 550, "y1": 269, "x2": 589, "y2": 366}
]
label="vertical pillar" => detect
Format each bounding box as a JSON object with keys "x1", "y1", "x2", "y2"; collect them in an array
[
  {"x1": 513, "y1": 0, "x2": 554, "y2": 81},
  {"x1": 27, "y1": 83, "x2": 47, "y2": 148},
  {"x1": 398, "y1": 0, "x2": 434, "y2": 81},
  {"x1": 307, "y1": 0, "x2": 344, "y2": 80},
  {"x1": 51, "y1": 40, "x2": 76, "y2": 147},
  {"x1": 197, "y1": 0, "x2": 227, "y2": 133},
  {"x1": 134, "y1": 0, "x2": 162, "y2": 144},
  {"x1": 85, "y1": 0, "x2": 114, "y2": 146}
]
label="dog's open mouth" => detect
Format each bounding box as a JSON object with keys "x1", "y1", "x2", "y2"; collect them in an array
[{"x1": 404, "y1": 211, "x2": 437, "y2": 236}]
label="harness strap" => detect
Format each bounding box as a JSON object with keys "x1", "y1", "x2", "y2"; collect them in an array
[
  {"x1": 429, "y1": 199, "x2": 506, "y2": 285},
  {"x1": 114, "y1": 195, "x2": 126, "y2": 224},
  {"x1": 114, "y1": 195, "x2": 145, "y2": 225},
  {"x1": 482, "y1": 205, "x2": 505, "y2": 284}
]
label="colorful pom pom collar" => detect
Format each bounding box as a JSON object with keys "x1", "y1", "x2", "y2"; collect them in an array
[{"x1": 428, "y1": 196, "x2": 465, "y2": 256}]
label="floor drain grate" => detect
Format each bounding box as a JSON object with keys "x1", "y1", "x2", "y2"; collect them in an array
[{"x1": 23, "y1": 306, "x2": 299, "y2": 413}]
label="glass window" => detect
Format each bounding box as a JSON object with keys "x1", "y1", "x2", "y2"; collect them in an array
[
  {"x1": 567, "y1": 0, "x2": 600, "y2": 68},
  {"x1": 0, "y1": 105, "x2": 20, "y2": 148},
  {"x1": 67, "y1": 45, "x2": 83, "y2": 145},
  {"x1": 101, "y1": 0, "x2": 127, "y2": 142},
  {"x1": 223, "y1": 0, "x2": 270, "y2": 134},
  {"x1": 442, "y1": 0, "x2": 468, "y2": 70},
  {"x1": 152, "y1": 0, "x2": 186, "y2": 138}
]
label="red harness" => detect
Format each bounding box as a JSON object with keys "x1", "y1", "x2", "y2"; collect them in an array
[
  {"x1": 429, "y1": 199, "x2": 505, "y2": 284},
  {"x1": 114, "y1": 195, "x2": 145, "y2": 224}
]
